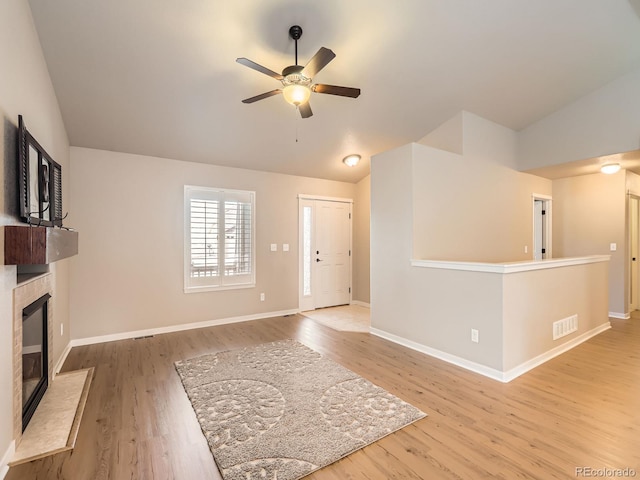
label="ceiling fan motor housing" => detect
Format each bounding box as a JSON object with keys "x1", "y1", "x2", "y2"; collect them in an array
[{"x1": 282, "y1": 65, "x2": 310, "y2": 86}]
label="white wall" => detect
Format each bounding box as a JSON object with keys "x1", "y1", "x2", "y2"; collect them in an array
[
  {"x1": 371, "y1": 129, "x2": 609, "y2": 378},
  {"x1": 518, "y1": 66, "x2": 640, "y2": 171},
  {"x1": 372, "y1": 113, "x2": 554, "y2": 373},
  {"x1": 412, "y1": 112, "x2": 551, "y2": 262},
  {"x1": 502, "y1": 261, "x2": 609, "y2": 371},
  {"x1": 0, "y1": 0, "x2": 70, "y2": 469},
  {"x1": 353, "y1": 175, "x2": 370, "y2": 304},
  {"x1": 371, "y1": 143, "x2": 505, "y2": 370},
  {"x1": 552, "y1": 172, "x2": 626, "y2": 316},
  {"x1": 69, "y1": 147, "x2": 361, "y2": 340}
]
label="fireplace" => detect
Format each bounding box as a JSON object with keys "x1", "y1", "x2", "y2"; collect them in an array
[
  {"x1": 21, "y1": 293, "x2": 50, "y2": 432},
  {"x1": 13, "y1": 273, "x2": 54, "y2": 446}
]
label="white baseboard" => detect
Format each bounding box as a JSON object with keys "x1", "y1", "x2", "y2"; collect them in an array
[
  {"x1": 609, "y1": 311, "x2": 630, "y2": 319},
  {"x1": 0, "y1": 441, "x2": 15, "y2": 480},
  {"x1": 371, "y1": 321, "x2": 612, "y2": 383},
  {"x1": 351, "y1": 300, "x2": 371, "y2": 308},
  {"x1": 370, "y1": 328, "x2": 506, "y2": 382},
  {"x1": 70, "y1": 309, "x2": 298, "y2": 348},
  {"x1": 54, "y1": 341, "x2": 73, "y2": 375},
  {"x1": 502, "y1": 322, "x2": 611, "y2": 382}
]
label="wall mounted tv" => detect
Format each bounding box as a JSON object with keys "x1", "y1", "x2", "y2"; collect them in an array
[{"x1": 18, "y1": 115, "x2": 64, "y2": 227}]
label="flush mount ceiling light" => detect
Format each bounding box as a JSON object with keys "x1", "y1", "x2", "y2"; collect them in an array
[
  {"x1": 236, "y1": 25, "x2": 361, "y2": 118},
  {"x1": 600, "y1": 163, "x2": 621, "y2": 174},
  {"x1": 343, "y1": 154, "x2": 361, "y2": 167}
]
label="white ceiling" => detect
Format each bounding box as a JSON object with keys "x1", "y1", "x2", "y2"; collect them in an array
[{"x1": 27, "y1": 0, "x2": 640, "y2": 183}]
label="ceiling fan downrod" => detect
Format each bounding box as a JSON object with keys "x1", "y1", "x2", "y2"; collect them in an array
[{"x1": 289, "y1": 25, "x2": 303, "y2": 66}]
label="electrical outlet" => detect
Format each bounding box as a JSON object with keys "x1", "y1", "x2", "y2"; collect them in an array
[
  {"x1": 471, "y1": 329, "x2": 479, "y2": 343},
  {"x1": 260, "y1": 293, "x2": 265, "y2": 301},
  {"x1": 524, "y1": 246, "x2": 528, "y2": 254}
]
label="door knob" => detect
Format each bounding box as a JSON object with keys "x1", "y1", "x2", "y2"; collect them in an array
[{"x1": 316, "y1": 258, "x2": 323, "y2": 262}]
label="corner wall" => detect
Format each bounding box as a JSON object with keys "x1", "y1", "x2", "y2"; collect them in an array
[
  {"x1": 0, "y1": 0, "x2": 70, "y2": 471},
  {"x1": 413, "y1": 111, "x2": 551, "y2": 262},
  {"x1": 69, "y1": 147, "x2": 360, "y2": 340},
  {"x1": 371, "y1": 113, "x2": 554, "y2": 375}
]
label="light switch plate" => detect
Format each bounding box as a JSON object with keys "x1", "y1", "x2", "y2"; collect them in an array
[
  {"x1": 270, "y1": 243, "x2": 277, "y2": 252},
  {"x1": 610, "y1": 243, "x2": 617, "y2": 252},
  {"x1": 283, "y1": 244, "x2": 289, "y2": 252}
]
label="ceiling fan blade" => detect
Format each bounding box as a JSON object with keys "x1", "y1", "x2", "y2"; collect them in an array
[
  {"x1": 241, "y1": 89, "x2": 282, "y2": 104},
  {"x1": 313, "y1": 84, "x2": 361, "y2": 98},
  {"x1": 236, "y1": 58, "x2": 284, "y2": 80},
  {"x1": 300, "y1": 47, "x2": 336, "y2": 78},
  {"x1": 299, "y1": 102, "x2": 313, "y2": 118}
]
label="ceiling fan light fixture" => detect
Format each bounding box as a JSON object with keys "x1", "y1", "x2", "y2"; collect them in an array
[
  {"x1": 342, "y1": 154, "x2": 361, "y2": 167},
  {"x1": 282, "y1": 83, "x2": 311, "y2": 106},
  {"x1": 601, "y1": 163, "x2": 621, "y2": 174}
]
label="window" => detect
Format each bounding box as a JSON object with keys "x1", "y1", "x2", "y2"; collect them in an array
[{"x1": 184, "y1": 186, "x2": 255, "y2": 292}]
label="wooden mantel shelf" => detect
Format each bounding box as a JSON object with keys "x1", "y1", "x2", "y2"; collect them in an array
[{"x1": 4, "y1": 225, "x2": 78, "y2": 265}]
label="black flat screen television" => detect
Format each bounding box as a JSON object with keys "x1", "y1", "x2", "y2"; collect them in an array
[{"x1": 17, "y1": 115, "x2": 63, "y2": 227}]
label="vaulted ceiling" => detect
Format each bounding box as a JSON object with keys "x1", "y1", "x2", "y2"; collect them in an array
[{"x1": 27, "y1": 0, "x2": 640, "y2": 183}]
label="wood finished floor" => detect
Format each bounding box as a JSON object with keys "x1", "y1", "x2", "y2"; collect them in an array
[{"x1": 7, "y1": 313, "x2": 640, "y2": 480}]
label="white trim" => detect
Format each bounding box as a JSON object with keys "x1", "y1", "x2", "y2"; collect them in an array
[
  {"x1": 411, "y1": 255, "x2": 610, "y2": 274},
  {"x1": 532, "y1": 194, "x2": 553, "y2": 260},
  {"x1": 502, "y1": 322, "x2": 611, "y2": 382},
  {"x1": 531, "y1": 192, "x2": 552, "y2": 200},
  {"x1": 297, "y1": 194, "x2": 353, "y2": 204},
  {"x1": 351, "y1": 300, "x2": 371, "y2": 308},
  {"x1": 371, "y1": 322, "x2": 611, "y2": 383},
  {"x1": 0, "y1": 441, "x2": 15, "y2": 480},
  {"x1": 70, "y1": 309, "x2": 298, "y2": 347},
  {"x1": 370, "y1": 328, "x2": 506, "y2": 382},
  {"x1": 609, "y1": 311, "x2": 631, "y2": 319},
  {"x1": 298, "y1": 197, "x2": 353, "y2": 311},
  {"x1": 184, "y1": 185, "x2": 256, "y2": 293},
  {"x1": 54, "y1": 341, "x2": 73, "y2": 375}
]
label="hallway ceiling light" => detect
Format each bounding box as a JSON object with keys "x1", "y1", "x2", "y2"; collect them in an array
[
  {"x1": 600, "y1": 163, "x2": 621, "y2": 174},
  {"x1": 342, "y1": 154, "x2": 361, "y2": 167}
]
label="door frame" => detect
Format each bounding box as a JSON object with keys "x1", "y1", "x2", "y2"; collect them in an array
[
  {"x1": 532, "y1": 193, "x2": 552, "y2": 260},
  {"x1": 628, "y1": 194, "x2": 640, "y2": 311},
  {"x1": 297, "y1": 194, "x2": 353, "y2": 312}
]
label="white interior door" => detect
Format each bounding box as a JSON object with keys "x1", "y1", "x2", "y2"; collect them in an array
[{"x1": 299, "y1": 197, "x2": 352, "y2": 311}]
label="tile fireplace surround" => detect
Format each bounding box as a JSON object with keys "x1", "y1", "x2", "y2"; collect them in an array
[{"x1": 12, "y1": 273, "x2": 54, "y2": 446}]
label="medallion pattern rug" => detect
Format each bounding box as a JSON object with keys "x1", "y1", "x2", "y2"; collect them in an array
[{"x1": 175, "y1": 339, "x2": 426, "y2": 480}]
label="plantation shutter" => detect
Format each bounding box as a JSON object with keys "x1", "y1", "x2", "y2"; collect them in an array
[{"x1": 184, "y1": 186, "x2": 255, "y2": 292}]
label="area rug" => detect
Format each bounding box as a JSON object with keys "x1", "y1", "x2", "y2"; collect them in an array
[{"x1": 175, "y1": 339, "x2": 426, "y2": 480}]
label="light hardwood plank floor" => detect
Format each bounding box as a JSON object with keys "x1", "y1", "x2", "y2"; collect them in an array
[{"x1": 7, "y1": 313, "x2": 640, "y2": 479}]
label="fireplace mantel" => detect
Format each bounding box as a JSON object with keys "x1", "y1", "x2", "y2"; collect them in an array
[{"x1": 4, "y1": 226, "x2": 78, "y2": 265}]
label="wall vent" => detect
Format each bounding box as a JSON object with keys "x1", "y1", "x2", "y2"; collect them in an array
[{"x1": 553, "y1": 314, "x2": 578, "y2": 340}]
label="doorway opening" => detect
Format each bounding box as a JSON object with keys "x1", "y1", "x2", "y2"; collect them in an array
[
  {"x1": 298, "y1": 195, "x2": 352, "y2": 312},
  {"x1": 533, "y1": 194, "x2": 552, "y2": 260}
]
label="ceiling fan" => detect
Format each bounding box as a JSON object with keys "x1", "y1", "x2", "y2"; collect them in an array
[{"x1": 236, "y1": 25, "x2": 361, "y2": 118}]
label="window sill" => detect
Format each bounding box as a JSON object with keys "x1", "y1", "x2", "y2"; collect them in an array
[{"x1": 184, "y1": 283, "x2": 255, "y2": 294}]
